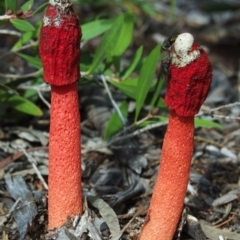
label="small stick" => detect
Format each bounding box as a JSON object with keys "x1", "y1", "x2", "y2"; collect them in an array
[
  {"x1": 214, "y1": 215, "x2": 236, "y2": 228},
  {"x1": 0, "y1": 146, "x2": 48, "y2": 169},
  {"x1": 20, "y1": 147, "x2": 48, "y2": 190},
  {"x1": 0, "y1": 198, "x2": 21, "y2": 226},
  {"x1": 100, "y1": 74, "x2": 127, "y2": 125}
]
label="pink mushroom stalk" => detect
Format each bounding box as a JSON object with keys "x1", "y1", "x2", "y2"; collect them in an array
[
  {"x1": 39, "y1": 0, "x2": 82, "y2": 230},
  {"x1": 139, "y1": 33, "x2": 212, "y2": 239}
]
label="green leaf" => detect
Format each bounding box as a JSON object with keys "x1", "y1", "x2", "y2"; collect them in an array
[
  {"x1": 111, "y1": 12, "x2": 134, "y2": 57},
  {"x1": 152, "y1": 116, "x2": 168, "y2": 122},
  {"x1": 112, "y1": 56, "x2": 121, "y2": 74},
  {"x1": 81, "y1": 19, "x2": 114, "y2": 41},
  {"x1": 10, "y1": 19, "x2": 35, "y2": 31},
  {"x1": 21, "y1": 0, "x2": 34, "y2": 11},
  {"x1": 135, "y1": 44, "x2": 161, "y2": 121},
  {"x1": 170, "y1": 0, "x2": 177, "y2": 20},
  {"x1": 12, "y1": 31, "x2": 34, "y2": 50},
  {"x1": 12, "y1": 21, "x2": 40, "y2": 50},
  {"x1": 32, "y1": 20, "x2": 42, "y2": 36},
  {"x1": 23, "y1": 78, "x2": 42, "y2": 101},
  {"x1": 18, "y1": 53, "x2": 42, "y2": 69},
  {"x1": 88, "y1": 14, "x2": 123, "y2": 73},
  {"x1": 137, "y1": 116, "x2": 168, "y2": 127},
  {"x1": 121, "y1": 46, "x2": 143, "y2": 79},
  {"x1": 0, "y1": 89, "x2": 42, "y2": 116},
  {"x1": 194, "y1": 118, "x2": 223, "y2": 128},
  {"x1": 139, "y1": 2, "x2": 155, "y2": 16},
  {"x1": 104, "y1": 101, "x2": 128, "y2": 140},
  {"x1": 5, "y1": 0, "x2": 17, "y2": 11},
  {"x1": 109, "y1": 78, "x2": 138, "y2": 99},
  {"x1": 155, "y1": 97, "x2": 167, "y2": 108},
  {"x1": 33, "y1": 2, "x2": 48, "y2": 15},
  {"x1": 149, "y1": 76, "x2": 165, "y2": 113},
  {"x1": 0, "y1": 83, "x2": 18, "y2": 94}
]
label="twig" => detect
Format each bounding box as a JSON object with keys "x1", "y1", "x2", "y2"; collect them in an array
[
  {"x1": 18, "y1": 83, "x2": 50, "y2": 92},
  {"x1": 0, "y1": 15, "x2": 13, "y2": 20},
  {"x1": 0, "y1": 197, "x2": 21, "y2": 226},
  {"x1": 194, "y1": 136, "x2": 240, "y2": 151},
  {"x1": 135, "y1": 114, "x2": 153, "y2": 126},
  {"x1": 0, "y1": 69, "x2": 42, "y2": 81},
  {"x1": 110, "y1": 121, "x2": 168, "y2": 145},
  {"x1": 0, "y1": 146, "x2": 48, "y2": 169},
  {"x1": 18, "y1": 84, "x2": 51, "y2": 108},
  {"x1": 112, "y1": 206, "x2": 148, "y2": 240},
  {"x1": 214, "y1": 215, "x2": 236, "y2": 228},
  {"x1": 197, "y1": 102, "x2": 240, "y2": 120},
  {"x1": 20, "y1": 147, "x2": 48, "y2": 190},
  {"x1": 0, "y1": 40, "x2": 38, "y2": 60},
  {"x1": 37, "y1": 89, "x2": 50, "y2": 109},
  {"x1": 209, "y1": 102, "x2": 240, "y2": 112},
  {"x1": 211, "y1": 114, "x2": 240, "y2": 121},
  {"x1": 100, "y1": 74, "x2": 126, "y2": 125},
  {"x1": 0, "y1": 29, "x2": 21, "y2": 37}
]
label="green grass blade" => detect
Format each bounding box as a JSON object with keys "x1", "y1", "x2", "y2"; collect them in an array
[
  {"x1": 134, "y1": 44, "x2": 161, "y2": 122},
  {"x1": 121, "y1": 46, "x2": 143, "y2": 80}
]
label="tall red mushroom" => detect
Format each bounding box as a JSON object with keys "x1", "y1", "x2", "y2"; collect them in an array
[
  {"x1": 138, "y1": 33, "x2": 212, "y2": 239},
  {"x1": 39, "y1": 0, "x2": 82, "y2": 230}
]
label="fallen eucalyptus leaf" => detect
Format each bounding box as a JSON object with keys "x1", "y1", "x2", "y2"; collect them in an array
[
  {"x1": 200, "y1": 220, "x2": 240, "y2": 240},
  {"x1": 88, "y1": 196, "x2": 121, "y2": 239},
  {"x1": 212, "y1": 189, "x2": 240, "y2": 207},
  {"x1": 5, "y1": 173, "x2": 37, "y2": 240}
]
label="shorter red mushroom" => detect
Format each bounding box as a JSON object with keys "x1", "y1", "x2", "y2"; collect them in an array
[
  {"x1": 39, "y1": 0, "x2": 82, "y2": 230},
  {"x1": 138, "y1": 33, "x2": 212, "y2": 240}
]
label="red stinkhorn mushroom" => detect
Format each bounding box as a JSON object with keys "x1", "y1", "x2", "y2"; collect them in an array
[
  {"x1": 39, "y1": 0, "x2": 82, "y2": 230},
  {"x1": 138, "y1": 33, "x2": 212, "y2": 239}
]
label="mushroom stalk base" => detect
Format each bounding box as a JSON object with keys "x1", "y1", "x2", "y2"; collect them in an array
[
  {"x1": 138, "y1": 110, "x2": 194, "y2": 240},
  {"x1": 48, "y1": 82, "x2": 82, "y2": 230}
]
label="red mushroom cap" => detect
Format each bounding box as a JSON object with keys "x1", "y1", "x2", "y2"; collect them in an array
[
  {"x1": 39, "y1": 3, "x2": 81, "y2": 86},
  {"x1": 164, "y1": 33, "x2": 212, "y2": 117}
]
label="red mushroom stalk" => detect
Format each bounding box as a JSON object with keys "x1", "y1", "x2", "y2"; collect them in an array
[
  {"x1": 138, "y1": 33, "x2": 212, "y2": 239},
  {"x1": 39, "y1": 0, "x2": 82, "y2": 230}
]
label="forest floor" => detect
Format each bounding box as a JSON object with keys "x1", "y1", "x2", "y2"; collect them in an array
[{"x1": 0, "y1": 0, "x2": 240, "y2": 239}]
